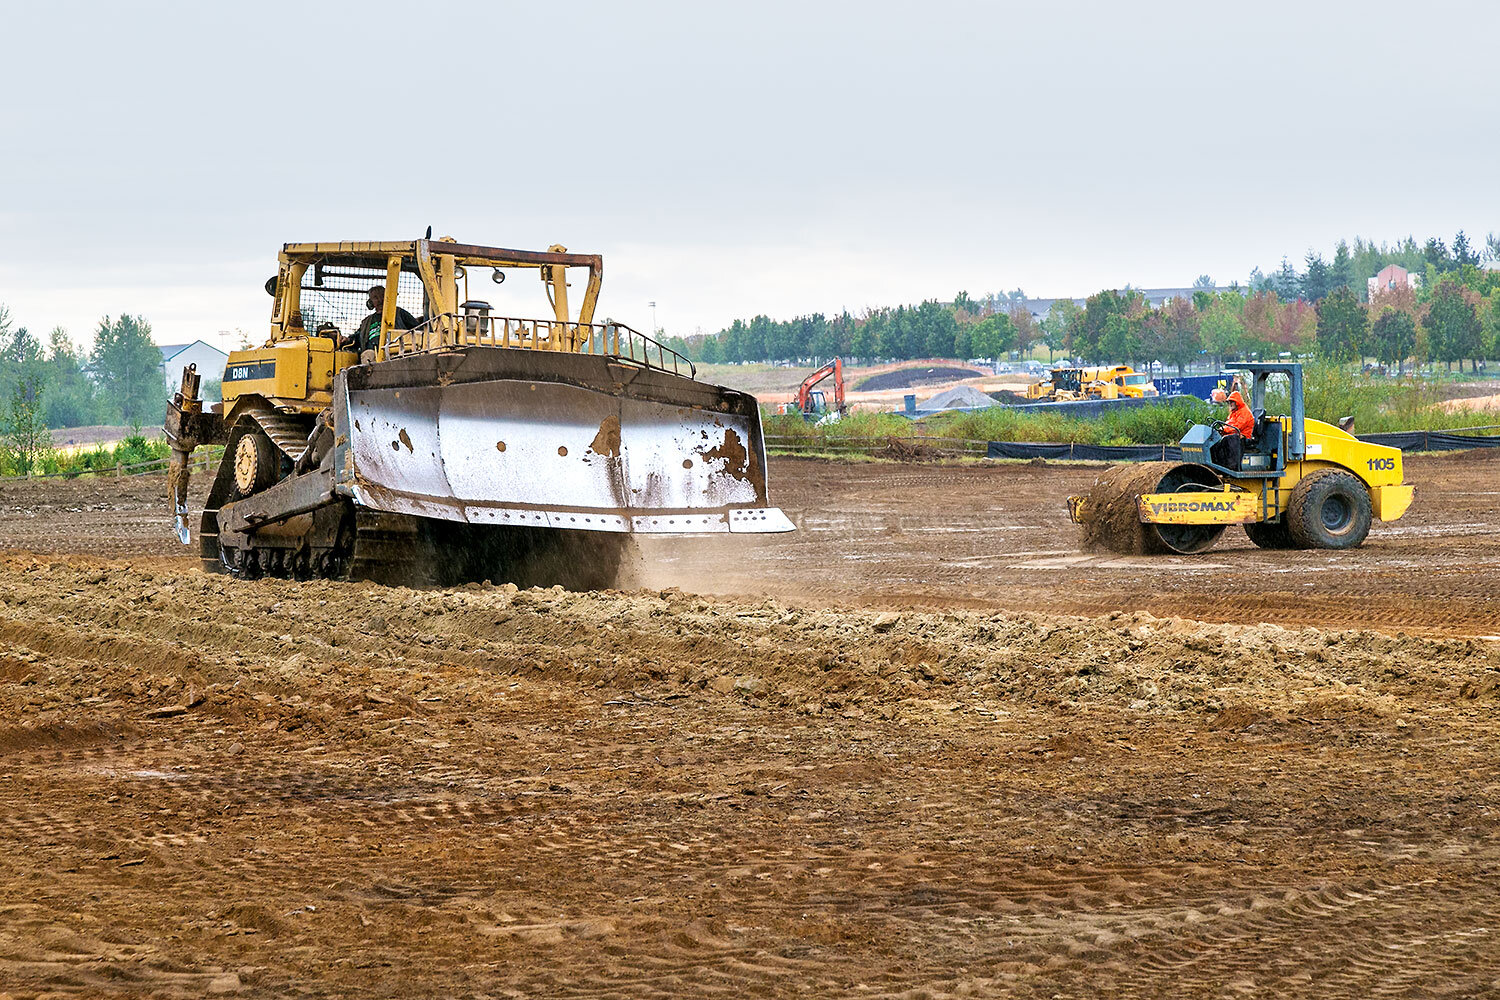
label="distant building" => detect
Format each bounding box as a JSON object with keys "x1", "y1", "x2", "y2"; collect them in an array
[
  {"x1": 1367, "y1": 264, "x2": 1421, "y2": 299},
  {"x1": 159, "y1": 340, "x2": 229, "y2": 394}
]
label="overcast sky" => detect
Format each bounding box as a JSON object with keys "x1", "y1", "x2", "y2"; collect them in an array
[{"x1": 1, "y1": 0, "x2": 1496, "y2": 350}]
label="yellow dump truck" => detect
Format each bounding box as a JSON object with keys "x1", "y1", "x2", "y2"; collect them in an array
[{"x1": 1086, "y1": 365, "x2": 1158, "y2": 399}]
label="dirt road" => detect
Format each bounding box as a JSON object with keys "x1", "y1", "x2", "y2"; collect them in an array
[
  {"x1": 649, "y1": 453, "x2": 1500, "y2": 637},
  {"x1": 5, "y1": 453, "x2": 1497, "y2": 636},
  {"x1": 1, "y1": 456, "x2": 1498, "y2": 997}
]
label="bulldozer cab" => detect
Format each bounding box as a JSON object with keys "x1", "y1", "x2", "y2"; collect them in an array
[
  {"x1": 222, "y1": 239, "x2": 689, "y2": 416},
  {"x1": 1179, "y1": 363, "x2": 1306, "y2": 479},
  {"x1": 268, "y1": 239, "x2": 611, "y2": 361},
  {"x1": 1051, "y1": 368, "x2": 1085, "y2": 394}
]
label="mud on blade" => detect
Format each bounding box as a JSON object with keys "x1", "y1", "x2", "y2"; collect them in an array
[{"x1": 333, "y1": 347, "x2": 793, "y2": 534}]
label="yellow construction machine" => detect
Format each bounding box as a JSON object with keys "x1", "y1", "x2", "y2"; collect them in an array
[
  {"x1": 164, "y1": 235, "x2": 793, "y2": 586},
  {"x1": 1026, "y1": 367, "x2": 1117, "y2": 402},
  {"x1": 1067, "y1": 363, "x2": 1414, "y2": 553},
  {"x1": 1086, "y1": 365, "x2": 1158, "y2": 399}
]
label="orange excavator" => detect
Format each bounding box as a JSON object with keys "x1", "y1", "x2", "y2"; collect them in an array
[{"x1": 779, "y1": 358, "x2": 847, "y2": 421}]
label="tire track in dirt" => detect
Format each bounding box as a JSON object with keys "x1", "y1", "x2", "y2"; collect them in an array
[{"x1": 2, "y1": 468, "x2": 1500, "y2": 996}]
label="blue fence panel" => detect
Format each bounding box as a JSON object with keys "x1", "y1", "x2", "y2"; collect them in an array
[{"x1": 1152, "y1": 374, "x2": 1231, "y2": 400}]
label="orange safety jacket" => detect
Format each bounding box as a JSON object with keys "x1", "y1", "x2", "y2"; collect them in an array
[{"x1": 1225, "y1": 391, "x2": 1255, "y2": 439}]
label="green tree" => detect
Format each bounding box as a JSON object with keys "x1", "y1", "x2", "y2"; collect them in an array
[
  {"x1": 952, "y1": 321, "x2": 973, "y2": 359},
  {"x1": 1009, "y1": 305, "x2": 1039, "y2": 359},
  {"x1": 1483, "y1": 290, "x2": 1500, "y2": 361},
  {"x1": 1241, "y1": 291, "x2": 1281, "y2": 357},
  {"x1": 1099, "y1": 291, "x2": 1148, "y2": 365},
  {"x1": 1314, "y1": 287, "x2": 1367, "y2": 361},
  {"x1": 89, "y1": 315, "x2": 163, "y2": 424},
  {"x1": 918, "y1": 300, "x2": 959, "y2": 358},
  {"x1": 43, "y1": 327, "x2": 96, "y2": 428},
  {"x1": 1191, "y1": 275, "x2": 1215, "y2": 316},
  {"x1": 850, "y1": 312, "x2": 878, "y2": 359},
  {"x1": 663, "y1": 334, "x2": 692, "y2": 360},
  {"x1": 1454, "y1": 231, "x2": 1480, "y2": 268},
  {"x1": 1302, "y1": 252, "x2": 1330, "y2": 301},
  {"x1": 1145, "y1": 296, "x2": 1201, "y2": 373},
  {"x1": 1269, "y1": 257, "x2": 1302, "y2": 301},
  {"x1": 809, "y1": 313, "x2": 839, "y2": 359},
  {"x1": 2, "y1": 372, "x2": 51, "y2": 476},
  {"x1": 1423, "y1": 237, "x2": 1453, "y2": 274},
  {"x1": 1200, "y1": 292, "x2": 1247, "y2": 362},
  {"x1": 1329, "y1": 240, "x2": 1354, "y2": 295},
  {"x1": 1042, "y1": 300, "x2": 1080, "y2": 362},
  {"x1": 1423, "y1": 279, "x2": 1484, "y2": 371},
  {"x1": 1369, "y1": 310, "x2": 1416, "y2": 374},
  {"x1": 970, "y1": 313, "x2": 1015, "y2": 360},
  {"x1": 1075, "y1": 290, "x2": 1128, "y2": 362}
]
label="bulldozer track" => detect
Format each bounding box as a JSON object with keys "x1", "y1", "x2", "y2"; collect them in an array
[{"x1": 246, "y1": 410, "x2": 313, "y2": 463}]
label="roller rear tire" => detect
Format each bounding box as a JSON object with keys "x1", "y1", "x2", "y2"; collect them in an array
[
  {"x1": 1245, "y1": 519, "x2": 1298, "y2": 549},
  {"x1": 1287, "y1": 469, "x2": 1372, "y2": 550}
]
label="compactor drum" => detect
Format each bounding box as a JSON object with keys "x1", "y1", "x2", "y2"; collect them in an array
[
  {"x1": 1067, "y1": 363, "x2": 1414, "y2": 555},
  {"x1": 165, "y1": 237, "x2": 793, "y2": 587}
]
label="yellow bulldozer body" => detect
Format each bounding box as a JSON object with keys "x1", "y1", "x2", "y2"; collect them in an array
[{"x1": 165, "y1": 235, "x2": 792, "y2": 584}]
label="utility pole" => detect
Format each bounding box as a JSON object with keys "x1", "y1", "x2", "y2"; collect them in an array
[{"x1": 649, "y1": 301, "x2": 658, "y2": 337}]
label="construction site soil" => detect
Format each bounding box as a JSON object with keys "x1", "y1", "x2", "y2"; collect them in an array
[
  {"x1": 853, "y1": 366, "x2": 989, "y2": 393},
  {"x1": 0, "y1": 453, "x2": 1497, "y2": 997}
]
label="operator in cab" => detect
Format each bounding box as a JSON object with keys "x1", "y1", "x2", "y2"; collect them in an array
[
  {"x1": 1209, "y1": 385, "x2": 1255, "y2": 470},
  {"x1": 353, "y1": 285, "x2": 417, "y2": 363}
]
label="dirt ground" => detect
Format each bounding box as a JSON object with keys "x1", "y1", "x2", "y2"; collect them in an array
[{"x1": 1, "y1": 455, "x2": 1498, "y2": 997}]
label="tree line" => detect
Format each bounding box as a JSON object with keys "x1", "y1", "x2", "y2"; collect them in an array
[
  {"x1": 0, "y1": 307, "x2": 172, "y2": 469},
  {"x1": 674, "y1": 231, "x2": 1500, "y2": 372}
]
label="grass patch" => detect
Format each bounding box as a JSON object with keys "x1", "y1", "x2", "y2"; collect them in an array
[{"x1": 2, "y1": 430, "x2": 179, "y2": 479}]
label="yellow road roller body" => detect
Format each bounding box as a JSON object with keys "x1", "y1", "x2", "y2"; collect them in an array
[{"x1": 1067, "y1": 363, "x2": 1415, "y2": 554}]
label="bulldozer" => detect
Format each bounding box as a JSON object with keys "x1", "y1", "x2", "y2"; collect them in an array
[
  {"x1": 164, "y1": 236, "x2": 793, "y2": 587},
  {"x1": 1067, "y1": 363, "x2": 1414, "y2": 554}
]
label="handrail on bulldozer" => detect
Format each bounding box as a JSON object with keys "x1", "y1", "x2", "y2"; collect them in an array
[{"x1": 382, "y1": 313, "x2": 697, "y2": 379}]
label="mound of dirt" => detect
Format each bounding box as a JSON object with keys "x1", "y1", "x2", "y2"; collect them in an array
[
  {"x1": 920, "y1": 385, "x2": 996, "y2": 411},
  {"x1": 1077, "y1": 462, "x2": 1174, "y2": 554},
  {"x1": 856, "y1": 365, "x2": 986, "y2": 392},
  {"x1": 989, "y1": 388, "x2": 1034, "y2": 405}
]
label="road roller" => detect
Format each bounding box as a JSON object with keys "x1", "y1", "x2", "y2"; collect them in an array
[{"x1": 1067, "y1": 363, "x2": 1415, "y2": 554}]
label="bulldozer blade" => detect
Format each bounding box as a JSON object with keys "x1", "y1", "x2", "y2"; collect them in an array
[{"x1": 332, "y1": 348, "x2": 793, "y2": 534}]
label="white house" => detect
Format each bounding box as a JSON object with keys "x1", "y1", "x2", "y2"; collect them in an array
[{"x1": 159, "y1": 340, "x2": 230, "y2": 394}]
